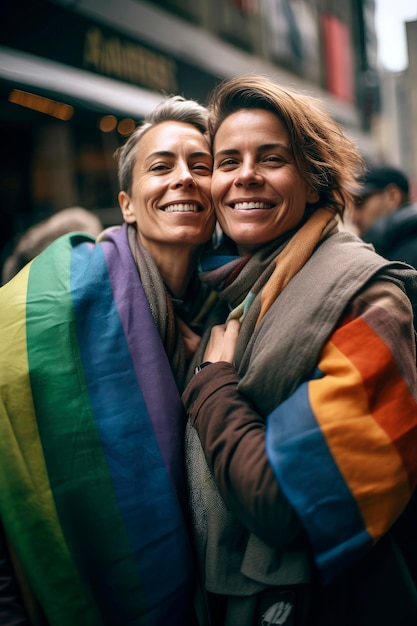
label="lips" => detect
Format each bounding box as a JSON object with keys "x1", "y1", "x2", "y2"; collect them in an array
[
  {"x1": 232, "y1": 201, "x2": 274, "y2": 210},
  {"x1": 162, "y1": 202, "x2": 201, "y2": 213}
]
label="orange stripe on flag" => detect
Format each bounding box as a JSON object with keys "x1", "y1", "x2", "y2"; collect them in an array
[
  {"x1": 332, "y1": 316, "x2": 417, "y2": 488},
  {"x1": 309, "y1": 340, "x2": 411, "y2": 541}
]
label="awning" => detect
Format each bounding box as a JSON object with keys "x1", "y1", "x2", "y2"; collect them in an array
[{"x1": 0, "y1": 45, "x2": 165, "y2": 118}]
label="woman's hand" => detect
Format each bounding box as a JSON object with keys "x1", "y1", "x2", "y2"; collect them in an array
[
  {"x1": 177, "y1": 318, "x2": 201, "y2": 359},
  {"x1": 203, "y1": 318, "x2": 240, "y2": 364}
]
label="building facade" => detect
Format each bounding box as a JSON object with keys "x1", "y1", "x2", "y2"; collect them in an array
[
  {"x1": 0, "y1": 0, "x2": 382, "y2": 270},
  {"x1": 371, "y1": 18, "x2": 417, "y2": 196}
]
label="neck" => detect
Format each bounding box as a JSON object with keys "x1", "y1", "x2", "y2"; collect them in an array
[
  {"x1": 159, "y1": 254, "x2": 196, "y2": 299},
  {"x1": 139, "y1": 238, "x2": 201, "y2": 299}
]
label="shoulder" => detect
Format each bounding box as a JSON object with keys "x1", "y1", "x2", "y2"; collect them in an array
[
  {"x1": 348, "y1": 279, "x2": 414, "y2": 320},
  {"x1": 363, "y1": 203, "x2": 417, "y2": 256}
]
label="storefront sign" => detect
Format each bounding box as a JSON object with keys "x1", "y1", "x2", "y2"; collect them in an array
[
  {"x1": 84, "y1": 28, "x2": 178, "y2": 93},
  {"x1": 1, "y1": 0, "x2": 217, "y2": 101}
]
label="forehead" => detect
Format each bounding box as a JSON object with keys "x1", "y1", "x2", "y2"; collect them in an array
[
  {"x1": 214, "y1": 108, "x2": 288, "y2": 150},
  {"x1": 137, "y1": 121, "x2": 209, "y2": 159}
]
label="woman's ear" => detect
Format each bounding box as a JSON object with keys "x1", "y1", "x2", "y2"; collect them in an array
[
  {"x1": 384, "y1": 183, "x2": 403, "y2": 210},
  {"x1": 307, "y1": 187, "x2": 320, "y2": 204},
  {"x1": 118, "y1": 191, "x2": 136, "y2": 223}
]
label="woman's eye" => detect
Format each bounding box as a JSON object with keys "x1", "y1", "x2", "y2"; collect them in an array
[
  {"x1": 263, "y1": 155, "x2": 286, "y2": 165},
  {"x1": 150, "y1": 163, "x2": 170, "y2": 171},
  {"x1": 192, "y1": 163, "x2": 212, "y2": 173},
  {"x1": 217, "y1": 158, "x2": 238, "y2": 168}
]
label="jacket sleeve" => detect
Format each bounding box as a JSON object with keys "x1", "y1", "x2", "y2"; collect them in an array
[
  {"x1": 182, "y1": 363, "x2": 304, "y2": 550},
  {"x1": 0, "y1": 523, "x2": 30, "y2": 626},
  {"x1": 182, "y1": 280, "x2": 417, "y2": 583}
]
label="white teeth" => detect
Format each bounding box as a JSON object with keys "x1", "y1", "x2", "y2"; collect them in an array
[
  {"x1": 233, "y1": 202, "x2": 272, "y2": 210},
  {"x1": 163, "y1": 203, "x2": 199, "y2": 213}
]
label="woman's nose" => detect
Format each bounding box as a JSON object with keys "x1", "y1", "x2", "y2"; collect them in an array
[
  {"x1": 234, "y1": 161, "x2": 262, "y2": 187},
  {"x1": 173, "y1": 163, "x2": 196, "y2": 188}
]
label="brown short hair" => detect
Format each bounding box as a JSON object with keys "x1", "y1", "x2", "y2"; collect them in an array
[{"x1": 208, "y1": 74, "x2": 365, "y2": 216}]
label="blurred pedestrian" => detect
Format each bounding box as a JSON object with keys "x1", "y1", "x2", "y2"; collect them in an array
[
  {"x1": 1, "y1": 207, "x2": 104, "y2": 285},
  {"x1": 351, "y1": 164, "x2": 417, "y2": 268}
]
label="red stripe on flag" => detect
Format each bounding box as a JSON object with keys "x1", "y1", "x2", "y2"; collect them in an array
[{"x1": 332, "y1": 316, "x2": 417, "y2": 489}]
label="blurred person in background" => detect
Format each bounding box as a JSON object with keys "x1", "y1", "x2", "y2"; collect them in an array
[
  {"x1": 182, "y1": 75, "x2": 417, "y2": 626},
  {"x1": 351, "y1": 164, "x2": 417, "y2": 268},
  {"x1": 0, "y1": 95, "x2": 215, "y2": 625},
  {"x1": 1, "y1": 207, "x2": 104, "y2": 285}
]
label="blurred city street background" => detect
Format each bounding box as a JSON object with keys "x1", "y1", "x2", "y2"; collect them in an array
[{"x1": 0, "y1": 0, "x2": 416, "y2": 276}]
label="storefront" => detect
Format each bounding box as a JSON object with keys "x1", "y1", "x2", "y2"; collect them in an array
[
  {"x1": 0, "y1": 0, "x2": 219, "y2": 273},
  {"x1": 0, "y1": 0, "x2": 379, "y2": 274}
]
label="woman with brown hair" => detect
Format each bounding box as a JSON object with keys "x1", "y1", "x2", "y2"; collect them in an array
[{"x1": 183, "y1": 75, "x2": 417, "y2": 626}]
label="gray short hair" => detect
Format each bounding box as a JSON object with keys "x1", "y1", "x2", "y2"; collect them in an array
[{"x1": 114, "y1": 95, "x2": 209, "y2": 195}]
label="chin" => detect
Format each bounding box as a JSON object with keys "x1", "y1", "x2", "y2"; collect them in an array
[{"x1": 174, "y1": 229, "x2": 213, "y2": 246}]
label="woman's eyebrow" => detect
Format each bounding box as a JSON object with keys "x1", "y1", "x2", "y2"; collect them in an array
[
  {"x1": 215, "y1": 144, "x2": 291, "y2": 158},
  {"x1": 145, "y1": 150, "x2": 212, "y2": 162},
  {"x1": 144, "y1": 150, "x2": 175, "y2": 163},
  {"x1": 258, "y1": 143, "x2": 291, "y2": 154},
  {"x1": 190, "y1": 150, "x2": 213, "y2": 159},
  {"x1": 214, "y1": 148, "x2": 240, "y2": 158}
]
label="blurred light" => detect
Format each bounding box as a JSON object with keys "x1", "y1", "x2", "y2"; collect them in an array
[
  {"x1": 117, "y1": 118, "x2": 135, "y2": 136},
  {"x1": 99, "y1": 115, "x2": 117, "y2": 132},
  {"x1": 8, "y1": 89, "x2": 74, "y2": 120}
]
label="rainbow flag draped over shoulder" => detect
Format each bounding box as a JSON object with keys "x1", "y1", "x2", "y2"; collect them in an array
[
  {"x1": 219, "y1": 216, "x2": 417, "y2": 588},
  {"x1": 0, "y1": 225, "x2": 193, "y2": 625}
]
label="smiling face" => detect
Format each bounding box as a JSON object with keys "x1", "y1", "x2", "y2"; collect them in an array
[
  {"x1": 119, "y1": 121, "x2": 214, "y2": 258},
  {"x1": 212, "y1": 109, "x2": 319, "y2": 255}
]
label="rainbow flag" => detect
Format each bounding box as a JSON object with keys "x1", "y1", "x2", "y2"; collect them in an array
[
  {"x1": 0, "y1": 225, "x2": 193, "y2": 625},
  {"x1": 266, "y1": 308, "x2": 417, "y2": 586}
]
